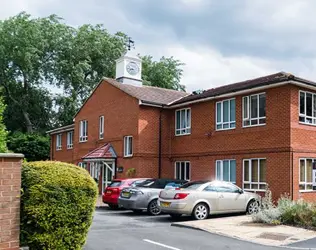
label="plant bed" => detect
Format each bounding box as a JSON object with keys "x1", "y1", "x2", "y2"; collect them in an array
[{"x1": 252, "y1": 185, "x2": 316, "y2": 231}]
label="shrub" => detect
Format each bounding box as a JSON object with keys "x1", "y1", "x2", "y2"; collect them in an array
[
  {"x1": 7, "y1": 132, "x2": 50, "y2": 161},
  {"x1": 126, "y1": 167, "x2": 136, "y2": 177},
  {"x1": 21, "y1": 161, "x2": 98, "y2": 249}
]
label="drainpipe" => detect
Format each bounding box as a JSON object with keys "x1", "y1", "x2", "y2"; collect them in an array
[
  {"x1": 291, "y1": 149, "x2": 294, "y2": 200},
  {"x1": 158, "y1": 109, "x2": 162, "y2": 178}
]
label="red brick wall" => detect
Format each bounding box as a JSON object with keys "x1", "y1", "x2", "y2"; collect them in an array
[
  {"x1": 51, "y1": 131, "x2": 74, "y2": 163},
  {"x1": 0, "y1": 154, "x2": 23, "y2": 250},
  {"x1": 290, "y1": 85, "x2": 316, "y2": 201},
  {"x1": 73, "y1": 80, "x2": 140, "y2": 177}
]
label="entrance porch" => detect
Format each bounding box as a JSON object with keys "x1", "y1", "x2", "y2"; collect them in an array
[{"x1": 81, "y1": 143, "x2": 117, "y2": 194}]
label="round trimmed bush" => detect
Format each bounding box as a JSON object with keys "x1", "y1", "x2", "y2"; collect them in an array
[{"x1": 21, "y1": 161, "x2": 98, "y2": 249}]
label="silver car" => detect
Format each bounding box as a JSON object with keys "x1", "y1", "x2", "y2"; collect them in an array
[
  {"x1": 158, "y1": 180, "x2": 261, "y2": 220},
  {"x1": 118, "y1": 179, "x2": 187, "y2": 215}
]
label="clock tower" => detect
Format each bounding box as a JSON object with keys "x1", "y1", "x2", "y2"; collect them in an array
[{"x1": 115, "y1": 46, "x2": 142, "y2": 86}]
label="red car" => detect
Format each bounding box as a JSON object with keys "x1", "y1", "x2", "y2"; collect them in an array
[{"x1": 102, "y1": 178, "x2": 148, "y2": 208}]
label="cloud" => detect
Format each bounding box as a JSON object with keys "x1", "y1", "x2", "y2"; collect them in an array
[{"x1": 1, "y1": 0, "x2": 316, "y2": 92}]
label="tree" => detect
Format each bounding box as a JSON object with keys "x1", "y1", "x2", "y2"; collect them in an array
[
  {"x1": 0, "y1": 95, "x2": 8, "y2": 152},
  {"x1": 141, "y1": 55, "x2": 185, "y2": 91},
  {"x1": 7, "y1": 132, "x2": 50, "y2": 161},
  {"x1": 0, "y1": 12, "x2": 185, "y2": 131}
]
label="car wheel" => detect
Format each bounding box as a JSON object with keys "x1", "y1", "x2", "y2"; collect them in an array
[
  {"x1": 192, "y1": 203, "x2": 209, "y2": 220},
  {"x1": 147, "y1": 199, "x2": 161, "y2": 216},
  {"x1": 247, "y1": 200, "x2": 260, "y2": 214},
  {"x1": 169, "y1": 213, "x2": 182, "y2": 219},
  {"x1": 132, "y1": 209, "x2": 143, "y2": 214}
]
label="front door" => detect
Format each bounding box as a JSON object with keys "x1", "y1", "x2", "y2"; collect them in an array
[{"x1": 102, "y1": 161, "x2": 115, "y2": 191}]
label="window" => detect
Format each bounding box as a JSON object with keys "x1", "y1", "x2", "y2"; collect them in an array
[
  {"x1": 175, "y1": 161, "x2": 190, "y2": 180},
  {"x1": 243, "y1": 93, "x2": 266, "y2": 127},
  {"x1": 56, "y1": 134, "x2": 62, "y2": 150},
  {"x1": 216, "y1": 99, "x2": 236, "y2": 130},
  {"x1": 299, "y1": 158, "x2": 314, "y2": 191},
  {"x1": 243, "y1": 158, "x2": 266, "y2": 190},
  {"x1": 124, "y1": 136, "x2": 133, "y2": 157},
  {"x1": 79, "y1": 120, "x2": 88, "y2": 142},
  {"x1": 213, "y1": 182, "x2": 240, "y2": 193},
  {"x1": 78, "y1": 162, "x2": 87, "y2": 169},
  {"x1": 175, "y1": 108, "x2": 191, "y2": 135},
  {"x1": 99, "y1": 116, "x2": 104, "y2": 139},
  {"x1": 67, "y1": 131, "x2": 73, "y2": 149},
  {"x1": 299, "y1": 91, "x2": 316, "y2": 125},
  {"x1": 216, "y1": 160, "x2": 236, "y2": 183}
]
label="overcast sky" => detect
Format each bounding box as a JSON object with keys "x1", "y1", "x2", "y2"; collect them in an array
[{"x1": 1, "y1": 0, "x2": 316, "y2": 92}]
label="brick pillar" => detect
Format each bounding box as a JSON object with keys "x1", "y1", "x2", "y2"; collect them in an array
[{"x1": 0, "y1": 153, "x2": 24, "y2": 250}]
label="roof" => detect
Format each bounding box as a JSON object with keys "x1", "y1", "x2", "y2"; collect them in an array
[
  {"x1": 46, "y1": 124, "x2": 74, "y2": 135},
  {"x1": 82, "y1": 143, "x2": 117, "y2": 160},
  {"x1": 104, "y1": 78, "x2": 189, "y2": 105},
  {"x1": 171, "y1": 72, "x2": 316, "y2": 105}
]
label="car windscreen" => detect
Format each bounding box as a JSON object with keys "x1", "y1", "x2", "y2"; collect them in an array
[
  {"x1": 135, "y1": 179, "x2": 155, "y2": 187},
  {"x1": 180, "y1": 181, "x2": 207, "y2": 190},
  {"x1": 108, "y1": 181, "x2": 122, "y2": 187},
  {"x1": 130, "y1": 179, "x2": 147, "y2": 187}
]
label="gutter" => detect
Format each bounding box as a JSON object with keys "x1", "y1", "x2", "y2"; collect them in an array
[{"x1": 47, "y1": 124, "x2": 75, "y2": 135}]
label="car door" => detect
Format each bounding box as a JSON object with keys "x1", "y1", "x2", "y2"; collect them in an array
[
  {"x1": 215, "y1": 183, "x2": 246, "y2": 212},
  {"x1": 200, "y1": 184, "x2": 220, "y2": 212}
]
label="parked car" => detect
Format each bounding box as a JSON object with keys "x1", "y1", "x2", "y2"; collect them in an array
[
  {"x1": 158, "y1": 180, "x2": 261, "y2": 220},
  {"x1": 102, "y1": 178, "x2": 149, "y2": 208},
  {"x1": 118, "y1": 178, "x2": 188, "y2": 215}
]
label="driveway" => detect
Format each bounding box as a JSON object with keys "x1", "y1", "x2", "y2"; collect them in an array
[{"x1": 84, "y1": 208, "x2": 315, "y2": 250}]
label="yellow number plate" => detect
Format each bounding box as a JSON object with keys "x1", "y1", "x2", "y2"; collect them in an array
[
  {"x1": 160, "y1": 202, "x2": 170, "y2": 208},
  {"x1": 121, "y1": 192, "x2": 130, "y2": 198}
]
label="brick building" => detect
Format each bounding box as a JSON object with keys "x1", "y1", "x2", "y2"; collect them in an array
[{"x1": 48, "y1": 50, "x2": 316, "y2": 201}]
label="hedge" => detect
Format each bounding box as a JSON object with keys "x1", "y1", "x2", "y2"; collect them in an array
[{"x1": 21, "y1": 161, "x2": 98, "y2": 250}]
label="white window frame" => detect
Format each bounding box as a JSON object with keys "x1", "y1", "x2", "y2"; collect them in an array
[
  {"x1": 299, "y1": 158, "x2": 314, "y2": 192},
  {"x1": 242, "y1": 93, "x2": 266, "y2": 127},
  {"x1": 299, "y1": 90, "x2": 316, "y2": 126},
  {"x1": 67, "y1": 131, "x2": 73, "y2": 149},
  {"x1": 79, "y1": 120, "x2": 88, "y2": 142},
  {"x1": 215, "y1": 159, "x2": 236, "y2": 183},
  {"x1": 99, "y1": 116, "x2": 104, "y2": 139},
  {"x1": 78, "y1": 162, "x2": 87, "y2": 169},
  {"x1": 56, "y1": 134, "x2": 62, "y2": 151},
  {"x1": 216, "y1": 98, "x2": 236, "y2": 131},
  {"x1": 124, "y1": 136, "x2": 133, "y2": 157},
  {"x1": 174, "y1": 161, "x2": 191, "y2": 181},
  {"x1": 243, "y1": 158, "x2": 266, "y2": 191},
  {"x1": 175, "y1": 108, "x2": 191, "y2": 136}
]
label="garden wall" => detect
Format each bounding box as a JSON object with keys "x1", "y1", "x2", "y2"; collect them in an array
[{"x1": 0, "y1": 153, "x2": 23, "y2": 250}]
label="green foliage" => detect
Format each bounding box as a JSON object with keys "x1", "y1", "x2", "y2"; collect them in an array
[
  {"x1": 7, "y1": 132, "x2": 50, "y2": 161},
  {"x1": 0, "y1": 12, "x2": 185, "y2": 131},
  {"x1": 141, "y1": 55, "x2": 185, "y2": 91},
  {"x1": 0, "y1": 95, "x2": 8, "y2": 152},
  {"x1": 252, "y1": 187, "x2": 316, "y2": 229},
  {"x1": 21, "y1": 161, "x2": 98, "y2": 249}
]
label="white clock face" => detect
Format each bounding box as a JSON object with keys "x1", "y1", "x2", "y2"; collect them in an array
[{"x1": 126, "y1": 61, "x2": 139, "y2": 76}]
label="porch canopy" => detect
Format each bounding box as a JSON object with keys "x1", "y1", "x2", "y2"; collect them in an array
[
  {"x1": 82, "y1": 143, "x2": 117, "y2": 190},
  {"x1": 82, "y1": 143, "x2": 117, "y2": 162}
]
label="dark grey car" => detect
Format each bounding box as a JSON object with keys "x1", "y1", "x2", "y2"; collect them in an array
[{"x1": 118, "y1": 179, "x2": 187, "y2": 215}]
